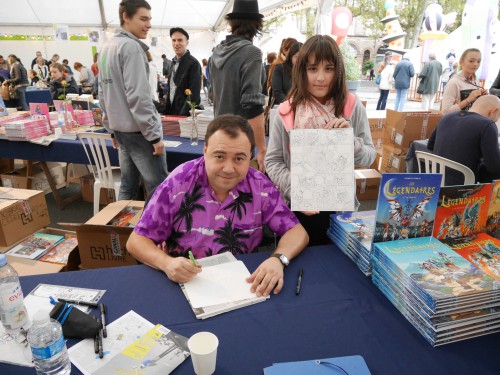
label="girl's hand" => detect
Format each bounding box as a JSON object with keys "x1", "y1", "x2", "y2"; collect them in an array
[
  {"x1": 325, "y1": 117, "x2": 350, "y2": 129},
  {"x1": 468, "y1": 89, "x2": 482, "y2": 103}
]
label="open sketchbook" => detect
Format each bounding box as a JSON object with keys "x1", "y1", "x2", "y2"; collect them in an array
[{"x1": 180, "y1": 252, "x2": 268, "y2": 319}]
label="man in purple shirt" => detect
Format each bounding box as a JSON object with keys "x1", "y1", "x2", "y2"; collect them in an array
[{"x1": 128, "y1": 114, "x2": 308, "y2": 297}]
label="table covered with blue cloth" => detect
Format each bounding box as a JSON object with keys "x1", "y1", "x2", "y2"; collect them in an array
[
  {"x1": 2, "y1": 245, "x2": 498, "y2": 375},
  {"x1": 0, "y1": 135, "x2": 203, "y2": 172}
]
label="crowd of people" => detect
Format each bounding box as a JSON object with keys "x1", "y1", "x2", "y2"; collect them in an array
[
  {"x1": 2, "y1": 0, "x2": 500, "y2": 297},
  {"x1": 0, "y1": 50, "x2": 98, "y2": 110}
]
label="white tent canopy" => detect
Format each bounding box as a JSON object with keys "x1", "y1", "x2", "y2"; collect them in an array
[
  {"x1": 0, "y1": 0, "x2": 315, "y2": 73},
  {"x1": 0, "y1": 0, "x2": 309, "y2": 31}
]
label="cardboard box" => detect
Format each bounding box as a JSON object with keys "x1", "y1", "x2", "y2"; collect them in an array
[
  {"x1": 0, "y1": 162, "x2": 66, "y2": 194},
  {"x1": 379, "y1": 145, "x2": 407, "y2": 173},
  {"x1": 384, "y1": 110, "x2": 442, "y2": 153},
  {"x1": 0, "y1": 187, "x2": 50, "y2": 247},
  {"x1": 80, "y1": 174, "x2": 117, "y2": 205},
  {"x1": 66, "y1": 163, "x2": 90, "y2": 184},
  {"x1": 355, "y1": 169, "x2": 382, "y2": 201},
  {"x1": 0, "y1": 158, "x2": 14, "y2": 174},
  {"x1": 367, "y1": 110, "x2": 386, "y2": 151},
  {"x1": 1, "y1": 228, "x2": 79, "y2": 275},
  {"x1": 73, "y1": 200, "x2": 145, "y2": 269}
]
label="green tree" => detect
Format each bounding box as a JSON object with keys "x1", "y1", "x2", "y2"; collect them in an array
[
  {"x1": 363, "y1": 60, "x2": 375, "y2": 74},
  {"x1": 333, "y1": 0, "x2": 466, "y2": 49}
]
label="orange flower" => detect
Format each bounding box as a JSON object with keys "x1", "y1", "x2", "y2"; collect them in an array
[{"x1": 184, "y1": 89, "x2": 191, "y2": 95}]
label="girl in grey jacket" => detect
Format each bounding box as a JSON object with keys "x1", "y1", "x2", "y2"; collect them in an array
[{"x1": 265, "y1": 35, "x2": 375, "y2": 245}]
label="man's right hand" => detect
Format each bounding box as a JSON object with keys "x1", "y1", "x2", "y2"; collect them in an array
[
  {"x1": 111, "y1": 138, "x2": 119, "y2": 149},
  {"x1": 163, "y1": 257, "x2": 201, "y2": 283},
  {"x1": 152, "y1": 140, "x2": 165, "y2": 156},
  {"x1": 256, "y1": 149, "x2": 266, "y2": 173}
]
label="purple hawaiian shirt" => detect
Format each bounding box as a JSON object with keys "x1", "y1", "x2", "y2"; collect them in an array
[{"x1": 134, "y1": 157, "x2": 299, "y2": 258}]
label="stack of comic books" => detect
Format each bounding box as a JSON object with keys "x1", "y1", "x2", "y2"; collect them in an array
[
  {"x1": 5, "y1": 232, "x2": 65, "y2": 260},
  {"x1": 4, "y1": 118, "x2": 50, "y2": 140},
  {"x1": 372, "y1": 236, "x2": 500, "y2": 346},
  {"x1": 327, "y1": 210, "x2": 376, "y2": 275},
  {"x1": 485, "y1": 180, "x2": 500, "y2": 240}
]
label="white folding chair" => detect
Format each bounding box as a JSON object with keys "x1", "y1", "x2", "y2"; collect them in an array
[
  {"x1": 415, "y1": 151, "x2": 475, "y2": 186},
  {"x1": 77, "y1": 132, "x2": 121, "y2": 215}
]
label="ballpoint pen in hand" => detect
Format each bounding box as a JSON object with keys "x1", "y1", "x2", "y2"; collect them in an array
[{"x1": 100, "y1": 303, "x2": 107, "y2": 338}]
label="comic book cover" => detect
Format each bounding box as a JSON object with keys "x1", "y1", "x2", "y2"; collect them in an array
[
  {"x1": 444, "y1": 233, "x2": 500, "y2": 281},
  {"x1": 53, "y1": 100, "x2": 75, "y2": 121},
  {"x1": 486, "y1": 180, "x2": 500, "y2": 239},
  {"x1": 29, "y1": 103, "x2": 50, "y2": 125},
  {"x1": 38, "y1": 235, "x2": 78, "y2": 265},
  {"x1": 107, "y1": 206, "x2": 140, "y2": 227},
  {"x1": 373, "y1": 174, "x2": 441, "y2": 243},
  {"x1": 0, "y1": 96, "x2": 7, "y2": 117},
  {"x1": 433, "y1": 184, "x2": 492, "y2": 241},
  {"x1": 91, "y1": 108, "x2": 102, "y2": 126},
  {"x1": 6, "y1": 232, "x2": 65, "y2": 260},
  {"x1": 373, "y1": 237, "x2": 500, "y2": 308},
  {"x1": 330, "y1": 210, "x2": 375, "y2": 250}
]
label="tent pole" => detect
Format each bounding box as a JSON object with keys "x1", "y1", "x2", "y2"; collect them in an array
[{"x1": 98, "y1": 0, "x2": 107, "y2": 30}]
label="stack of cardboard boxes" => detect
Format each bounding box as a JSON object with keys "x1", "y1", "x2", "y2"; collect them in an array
[
  {"x1": 0, "y1": 187, "x2": 78, "y2": 275},
  {"x1": 358, "y1": 109, "x2": 443, "y2": 201}
]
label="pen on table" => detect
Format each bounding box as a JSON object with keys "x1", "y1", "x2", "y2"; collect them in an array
[
  {"x1": 296, "y1": 268, "x2": 303, "y2": 296},
  {"x1": 99, "y1": 303, "x2": 107, "y2": 338},
  {"x1": 188, "y1": 250, "x2": 198, "y2": 267},
  {"x1": 57, "y1": 298, "x2": 98, "y2": 308},
  {"x1": 98, "y1": 327, "x2": 104, "y2": 359},
  {"x1": 93, "y1": 317, "x2": 100, "y2": 354}
]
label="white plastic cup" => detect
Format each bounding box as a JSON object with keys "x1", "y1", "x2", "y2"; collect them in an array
[
  {"x1": 188, "y1": 331, "x2": 219, "y2": 375},
  {"x1": 54, "y1": 127, "x2": 63, "y2": 138}
]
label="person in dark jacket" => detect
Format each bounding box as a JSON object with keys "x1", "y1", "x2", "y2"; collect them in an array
[
  {"x1": 210, "y1": 0, "x2": 267, "y2": 172},
  {"x1": 392, "y1": 54, "x2": 415, "y2": 111},
  {"x1": 490, "y1": 68, "x2": 500, "y2": 98},
  {"x1": 3, "y1": 55, "x2": 29, "y2": 110},
  {"x1": 427, "y1": 95, "x2": 500, "y2": 185},
  {"x1": 165, "y1": 27, "x2": 201, "y2": 116},
  {"x1": 271, "y1": 42, "x2": 302, "y2": 105},
  {"x1": 48, "y1": 63, "x2": 78, "y2": 100}
]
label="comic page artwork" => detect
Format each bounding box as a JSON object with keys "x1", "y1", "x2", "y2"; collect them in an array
[{"x1": 290, "y1": 128, "x2": 354, "y2": 212}]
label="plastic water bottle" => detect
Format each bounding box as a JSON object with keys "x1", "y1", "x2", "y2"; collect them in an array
[
  {"x1": 0, "y1": 253, "x2": 31, "y2": 333},
  {"x1": 27, "y1": 310, "x2": 71, "y2": 375}
]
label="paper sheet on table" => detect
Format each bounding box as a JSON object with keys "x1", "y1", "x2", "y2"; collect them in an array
[
  {"x1": 0, "y1": 325, "x2": 33, "y2": 367},
  {"x1": 183, "y1": 260, "x2": 257, "y2": 308},
  {"x1": 290, "y1": 128, "x2": 355, "y2": 212},
  {"x1": 24, "y1": 284, "x2": 105, "y2": 315},
  {"x1": 163, "y1": 140, "x2": 182, "y2": 148},
  {"x1": 68, "y1": 310, "x2": 154, "y2": 375}
]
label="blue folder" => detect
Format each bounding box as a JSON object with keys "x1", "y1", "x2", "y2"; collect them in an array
[{"x1": 264, "y1": 355, "x2": 371, "y2": 375}]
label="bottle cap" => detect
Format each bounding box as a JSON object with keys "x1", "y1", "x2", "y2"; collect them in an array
[
  {"x1": 0, "y1": 254, "x2": 6, "y2": 266},
  {"x1": 32, "y1": 310, "x2": 51, "y2": 325}
]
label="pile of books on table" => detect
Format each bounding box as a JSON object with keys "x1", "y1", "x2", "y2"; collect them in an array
[
  {"x1": 73, "y1": 110, "x2": 94, "y2": 126},
  {"x1": 161, "y1": 115, "x2": 182, "y2": 136},
  {"x1": 372, "y1": 236, "x2": 500, "y2": 346},
  {"x1": 179, "y1": 114, "x2": 213, "y2": 140},
  {"x1": 4, "y1": 118, "x2": 50, "y2": 141},
  {"x1": 327, "y1": 211, "x2": 375, "y2": 275},
  {"x1": 5, "y1": 232, "x2": 66, "y2": 261}
]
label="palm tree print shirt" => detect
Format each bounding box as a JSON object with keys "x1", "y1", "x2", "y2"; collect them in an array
[{"x1": 134, "y1": 157, "x2": 299, "y2": 258}]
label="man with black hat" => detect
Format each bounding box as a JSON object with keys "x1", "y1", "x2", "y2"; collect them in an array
[
  {"x1": 210, "y1": 0, "x2": 267, "y2": 172},
  {"x1": 165, "y1": 27, "x2": 202, "y2": 116}
]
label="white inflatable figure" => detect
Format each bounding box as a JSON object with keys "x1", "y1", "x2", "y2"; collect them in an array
[{"x1": 461, "y1": 0, "x2": 499, "y2": 81}]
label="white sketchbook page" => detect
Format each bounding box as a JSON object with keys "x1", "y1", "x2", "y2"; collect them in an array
[
  {"x1": 290, "y1": 128, "x2": 355, "y2": 212},
  {"x1": 183, "y1": 261, "x2": 257, "y2": 308},
  {"x1": 0, "y1": 326, "x2": 34, "y2": 367},
  {"x1": 68, "y1": 310, "x2": 155, "y2": 375}
]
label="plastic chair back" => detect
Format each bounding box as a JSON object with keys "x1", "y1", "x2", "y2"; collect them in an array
[{"x1": 415, "y1": 151, "x2": 475, "y2": 186}]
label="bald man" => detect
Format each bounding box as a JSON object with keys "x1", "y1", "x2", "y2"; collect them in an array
[{"x1": 428, "y1": 95, "x2": 500, "y2": 185}]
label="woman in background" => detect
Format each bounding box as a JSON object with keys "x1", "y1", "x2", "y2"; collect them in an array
[
  {"x1": 49, "y1": 63, "x2": 78, "y2": 100},
  {"x1": 74, "y1": 62, "x2": 95, "y2": 95},
  {"x1": 376, "y1": 61, "x2": 394, "y2": 110},
  {"x1": 267, "y1": 37, "x2": 297, "y2": 96},
  {"x1": 441, "y1": 48, "x2": 486, "y2": 114},
  {"x1": 265, "y1": 35, "x2": 375, "y2": 245},
  {"x1": 2, "y1": 55, "x2": 29, "y2": 110},
  {"x1": 271, "y1": 42, "x2": 302, "y2": 105}
]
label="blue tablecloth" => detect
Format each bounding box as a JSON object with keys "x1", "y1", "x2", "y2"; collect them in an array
[
  {"x1": 24, "y1": 89, "x2": 53, "y2": 106},
  {"x1": 1, "y1": 245, "x2": 498, "y2": 375},
  {"x1": 0, "y1": 136, "x2": 203, "y2": 172}
]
